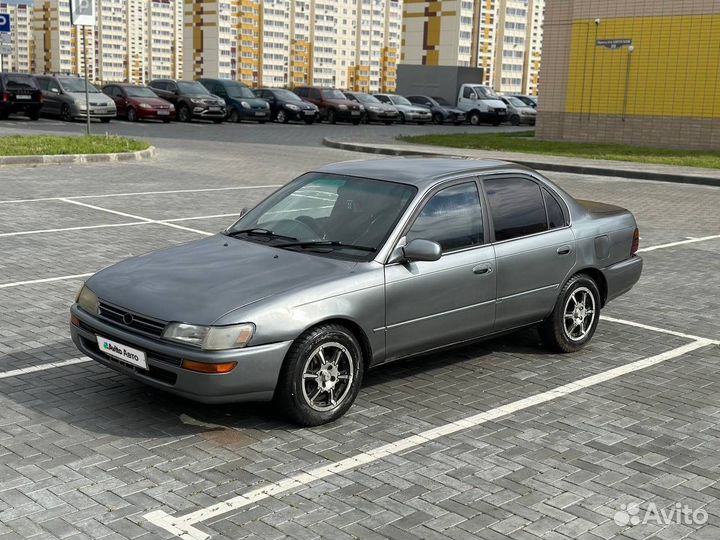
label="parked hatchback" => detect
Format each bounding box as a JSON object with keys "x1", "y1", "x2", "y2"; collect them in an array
[
  {"x1": 406, "y1": 95, "x2": 466, "y2": 125},
  {"x1": 198, "y1": 78, "x2": 270, "y2": 123},
  {"x1": 148, "y1": 79, "x2": 225, "y2": 123},
  {"x1": 294, "y1": 86, "x2": 363, "y2": 124},
  {"x1": 254, "y1": 88, "x2": 319, "y2": 124},
  {"x1": 500, "y1": 96, "x2": 537, "y2": 126},
  {"x1": 344, "y1": 91, "x2": 398, "y2": 125},
  {"x1": 103, "y1": 83, "x2": 175, "y2": 122},
  {"x1": 36, "y1": 75, "x2": 115, "y2": 122},
  {"x1": 0, "y1": 72, "x2": 43, "y2": 120},
  {"x1": 374, "y1": 93, "x2": 432, "y2": 124}
]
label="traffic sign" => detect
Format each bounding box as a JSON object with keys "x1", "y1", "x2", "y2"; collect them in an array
[{"x1": 0, "y1": 13, "x2": 11, "y2": 33}]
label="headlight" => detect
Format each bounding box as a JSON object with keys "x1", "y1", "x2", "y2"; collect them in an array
[
  {"x1": 139, "y1": 103, "x2": 152, "y2": 109},
  {"x1": 338, "y1": 104, "x2": 348, "y2": 110},
  {"x1": 286, "y1": 103, "x2": 300, "y2": 111},
  {"x1": 162, "y1": 322, "x2": 254, "y2": 350},
  {"x1": 190, "y1": 98, "x2": 203, "y2": 104},
  {"x1": 168, "y1": 104, "x2": 175, "y2": 111},
  {"x1": 76, "y1": 285, "x2": 98, "y2": 315},
  {"x1": 369, "y1": 106, "x2": 381, "y2": 112},
  {"x1": 240, "y1": 101, "x2": 250, "y2": 108}
]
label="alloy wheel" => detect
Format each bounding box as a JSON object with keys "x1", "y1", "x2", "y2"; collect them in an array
[
  {"x1": 563, "y1": 286, "x2": 596, "y2": 341},
  {"x1": 300, "y1": 342, "x2": 354, "y2": 412}
]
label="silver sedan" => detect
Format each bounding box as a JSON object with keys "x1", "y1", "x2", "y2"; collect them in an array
[{"x1": 70, "y1": 159, "x2": 643, "y2": 425}]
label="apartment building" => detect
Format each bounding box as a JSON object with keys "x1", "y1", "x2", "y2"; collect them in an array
[
  {"x1": 0, "y1": 2, "x2": 33, "y2": 72},
  {"x1": 401, "y1": 0, "x2": 545, "y2": 95}
]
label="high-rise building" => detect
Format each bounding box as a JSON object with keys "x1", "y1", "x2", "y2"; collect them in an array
[{"x1": 401, "y1": 0, "x2": 545, "y2": 95}]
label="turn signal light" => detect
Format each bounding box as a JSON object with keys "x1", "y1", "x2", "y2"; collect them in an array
[
  {"x1": 631, "y1": 228, "x2": 640, "y2": 255},
  {"x1": 70, "y1": 314, "x2": 80, "y2": 327},
  {"x1": 181, "y1": 359, "x2": 237, "y2": 374}
]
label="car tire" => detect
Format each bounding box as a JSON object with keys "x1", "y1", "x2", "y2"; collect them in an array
[
  {"x1": 61, "y1": 104, "x2": 73, "y2": 122},
  {"x1": 398, "y1": 112, "x2": 406, "y2": 124},
  {"x1": 228, "y1": 109, "x2": 240, "y2": 123},
  {"x1": 432, "y1": 113, "x2": 444, "y2": 125},
  {"x1": 538, "y1": 274, "x2": 601, "y2": 353},
  {"x1": 178, "y1": 104, "x2": 191, "y2": 122},
  {"x1": 327, "y1": 109, "x2": 337, "y2": 124},
  {"x1": 469, "y1": 111, "x2": 481, "y2": 126},
  {"x1": 276, "y1": 109, "x2": 288, "y2": 123},
  {"x1": 274, "y1": 323, "x2": 364, "y2": 426},
  {"x1": 127, "y1": 107, "x2": 137, "y2": 122},
  {"x1": 510, "y1": 114, "x2": 521, "y2": 126}
]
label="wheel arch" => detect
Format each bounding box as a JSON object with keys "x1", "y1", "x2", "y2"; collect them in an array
[
  {"x1": 299, "y1": 317, "x2": 374, "y2": 371},
  {"x1": 566, "y1": 267, "x2": 608, "y2": 307}
]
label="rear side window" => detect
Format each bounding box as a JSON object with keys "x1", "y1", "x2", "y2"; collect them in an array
[
  {"x1": 406, "y1": 182, "x2": 483, "y2": 252},
  {"x1": 485, "y1": 177, "x2": 548, "y2": 241},
  {"x1": 543, "y1": 188, "x2": 566, "y2": 229}
]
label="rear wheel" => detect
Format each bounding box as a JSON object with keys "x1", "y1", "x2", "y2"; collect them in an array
[
  {"x1": 274, "y1": 324, "x2": 364, "y2": 426},
  {"x1": 538, "y1": 274, "x2": 600, "y2": 353},
  {"x1": 61, "y1": 104, "x2": 73, "y2": 122}
]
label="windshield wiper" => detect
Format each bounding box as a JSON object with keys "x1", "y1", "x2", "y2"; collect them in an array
[
  {"x1": 274, "y1": 240, "x2": 376, "y2": 253},
  {"x1": 225, "y1": 228, "x2": 298, "y2": 241}
]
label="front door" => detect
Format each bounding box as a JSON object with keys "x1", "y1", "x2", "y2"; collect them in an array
[
  {"x1": 384, "y1": 180, "x2": 496, "y2": 360},
  {"x1": 483, "y1": 175, "x2": 576, "y2": 330}
]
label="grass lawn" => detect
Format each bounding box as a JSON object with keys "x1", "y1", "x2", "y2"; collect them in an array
[
  {"x1": 399, "y1": 131, "x2": 720, "y2": 170},
  {"x1": 0, "y1": 135, "x2": 150, "y2": 157}
]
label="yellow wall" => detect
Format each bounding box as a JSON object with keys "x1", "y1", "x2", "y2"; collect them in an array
[{"x1": 565, "y1": 14, "x2": 720, "y2": 118}]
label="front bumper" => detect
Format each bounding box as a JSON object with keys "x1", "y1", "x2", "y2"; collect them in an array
[
  {"x1": 192, "y1": 106, "x2": 226, "y2": 119},
  {"x1": 238, "y1": 107, "x2": 271, "y2": 121},
  {"x1": 138, "y1": 108, "x2": 176, "y2": 121},
  {"x1": 291, "y1": 109, "x2": 318, "y2": 121},
  {"x1": 70, "y1": 304, "x2": 291, "y2": 403},
  {"x1": 601, "y1": 255, "x2": 643, "y2": 304},
  {"x1": 405, "y1": 112, "x2": 432, "y2": 123},
  {"x1": 333, "y1": 109, "x2": 363, "y2": 122},
  {"x1": 366, "y1": 110, "x2": 398, "y2": 123},
  {"x1": 72, "y1": 106, "x2": 116, "y2": 119}
]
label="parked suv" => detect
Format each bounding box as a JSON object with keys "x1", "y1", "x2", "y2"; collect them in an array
[
  {"x1": 198, "y1": 78, "x2": 270, "y2": 123},
  {"x1": 343, "y1": 91, "x2": 398, "y2": 125},
  {"x1": 254, "y1": 88, "x2": 319, "y2": 124},
  {"x1": 103, "y1": 83, "x2": 175, "y2": 122},
  {"x1": 0, "y1": 72, "x2": 43, "y2": 120},
  {"x1": 294, "y1": 86, "x2": 363, "y2": 124},
  {"x1": 148, "y1": 79, "x2": 226, "y2": 123},
  {"x1": 36, "y1": 75, "x2": 115, "y2": 122}
]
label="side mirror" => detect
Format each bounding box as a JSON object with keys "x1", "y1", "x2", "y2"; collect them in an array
[
  {"x1": 402, "y1": 239, "x2": 442, "y2": 262},
  {"x1": 51, "y1": 88, "x2": 60, "y2": 94}
]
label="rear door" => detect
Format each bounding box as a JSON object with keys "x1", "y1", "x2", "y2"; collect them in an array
[
  {"x1": 483, "y1": 175, "x2": 575, "y2": 330},
  {"x1": 384, "y1": 180, "x2": 496, "y2": 360}
]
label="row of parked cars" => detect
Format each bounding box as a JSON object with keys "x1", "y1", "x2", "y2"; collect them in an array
[{"x1": 0, "y1": 71, "x2": 537, "y2": 126}]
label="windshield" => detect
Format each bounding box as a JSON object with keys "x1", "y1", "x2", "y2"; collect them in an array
[
  {"x1": 389, "y1": 95, "x2": 411, "y2": 106},
  {"x1": 59, "y1": 78, "x2": 100, "y2": 93},
  {"x1": 272, "y1": 89, "x2": 302, "y2": 101},
  {"x1": 473, "y1": 86, "x2": 499, "y2": 99},
  {"x1": 224, "y1": 82, "x2": 255, "y2": 98},
  {"x1": 432, "y1": 96, "x2": 451, "y2": 106},
  {"x1": 227, "y1": 173, "x2": 417, "y2": 260},
  {"x1": 353, "y1": 93, "x2": 380, "y2": 104},
  {"x1": 4, "y1": 74, "x2": 37, "y2": 89},
  {"x1": 177, "y1": 81, "x2": 210, "y2": 96},
  {"x1": 125, "y1": 86, "x2": 158, "y2": 98},
  {"x1": 321, "y1": 89, "x2": 347, "y2": 100}
]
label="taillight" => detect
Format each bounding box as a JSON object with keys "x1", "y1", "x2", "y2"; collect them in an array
[
  {"x1": 38, "y1": 94, "x2": 44, "y2": 104},
  {"x1": 631, "y1": 227, "x2": 640, "y2": 255},
  {"x1": 1, "y1": 92, "x2": 9, "y2": 102}
]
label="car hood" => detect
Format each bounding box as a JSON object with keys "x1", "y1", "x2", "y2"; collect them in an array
[
  {"x1": 86, "y1": 235, "x2": 356, "y2": 326},
  {"x1": 66, "y1": 92, "x2": 114, "y2": 104},
  {"x1": 394, "y1": 104, "x2": 430, "y2": 113},
  {"x1": 482, "y1": 98, "x2": 507, "y2": 108},
  {"x1": 128, "y1": 96, "x2": 172, "y2": 107},
  {"x1": 287, "y1": 100, "x2": 316, "y2": 110}
]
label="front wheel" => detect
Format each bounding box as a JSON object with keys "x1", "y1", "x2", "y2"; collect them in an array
[
  {"x1": 398, "y1": 112, "x2": 406, "y2": 124},
  {"x1": 274, "y1": 324, "x2": 364, "y2": 426},
  {"x1": 432, "y1": 113, "x2": 444, "y2": 125},
  {"x1": 228, "y1": 109, "x2": 240, "y2": 123},
  {"x1": 327, "y1": 109, "x2": 337, "y2": 124},
  {"x1": 469, "y1": 111, "x2": 481, "y2": 126},
  {"x1": 276, "y1": 109, "x2": 288, "y2": 123},
  {"x1": 538, "y1": 274, "x2": 600, "y2": 353},
  {"x1": 177, "y1": 104, "x2": 191, "y2": 122},
  {"x1": 126, "y1": 107, "x2": 137, "y2": 122},
  {"x1": 61, "y1": 104, "x2": 73, "y2": 122},
  {"x1": 510, "y1": 114, "x2": 521, "y2": 126}
]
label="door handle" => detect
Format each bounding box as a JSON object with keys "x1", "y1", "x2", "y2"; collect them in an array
[
  {"x1": 473, "y1": 264, "x2": 493, "y2": 275},
  {"x1": 557, "y1": 245, "x2": 572, "y2": 255}
]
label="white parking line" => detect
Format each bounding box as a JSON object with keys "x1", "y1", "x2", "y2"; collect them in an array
[
  {"x1": 638, "y1": 234, "x2": 720, "y2": 252},
  {"x1": 0, "y1": 185, "x2": 281, "y2": 205},
  {"x1": 0, "y1": 358, "x2": 91, "y2": 379},
  {"x1": 0, "y1": 273, "x2": 93, "y2": 289},
  {"x1": 600, "y1": 315, "x2": 720, "y2": 345},
  {"x1": 143, "y1": 337, "x2": 714, "y2": 540}
]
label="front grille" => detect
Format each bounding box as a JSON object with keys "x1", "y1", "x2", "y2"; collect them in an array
[{"x1": 97, "y1": 301, "x2": 167, "y2": 337}]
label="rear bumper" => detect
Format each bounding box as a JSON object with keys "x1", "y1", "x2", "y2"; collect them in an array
[
  {"x1": 70, "y1": 304, "x2": 291, "y2": 403},
  {"x1": 602, "y1": 255, "x2": 643, "y2": 304}
]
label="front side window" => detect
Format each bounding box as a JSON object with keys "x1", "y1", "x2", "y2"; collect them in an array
[
  {"x1": 485, "y1": 177, "x2": 548, "y2": 241},
  {"x1": 406, "y1": 182, "x2": 483, "y2": 252},
  {"x1": 227, "y1": 174, "x2": 417, "y2": 260}
]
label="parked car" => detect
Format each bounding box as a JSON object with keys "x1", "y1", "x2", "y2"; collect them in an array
[
  {"x1": 500, "y1": 96, "x2": 537, "y2": 126},
  {"x1": 294, "y1": 86, "x2": 363, "y2": 124},
  {"x1": 198, "y1": 78, "x2": 270, "y2": 123},
  {"x1": 373, "y1": 93, "x2": 432, "y2": 124},
  {"x1": 148, "y1": 79, "x2": 226, "y2": 123},
  {"x1": 406, "y1": 95, "x2": 467, "y2": 125},
  {"x1": 343, "y1": 91, "x2": 398, "y2": 125},
  {"x1": 102, "y1": 83, "x2": 175, "y2": 122},
  {"x1": 35, "y1": 75, "x2": 115, "y2": 122},
  {"x1": 508, "y1": 94, "x2": 537, "y2": 109},
  {"x1": 253, "y1": 88, "x2": 319, "y2": 124},
  {"x1": 70, "y1": 158, "x2": 643, "y2": 426},
  {"x1": 0, "y1": 72, "x2": 43, "y2": 120}
]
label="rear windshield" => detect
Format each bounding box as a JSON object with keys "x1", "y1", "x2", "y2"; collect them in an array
[{"x1": 3, "y1": 74, "x2": 37, "y2": 89}]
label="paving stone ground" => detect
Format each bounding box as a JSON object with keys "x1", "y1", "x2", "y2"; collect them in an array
[{"x1": 0, "y1": 119, "x2": 718, "y2": 540}]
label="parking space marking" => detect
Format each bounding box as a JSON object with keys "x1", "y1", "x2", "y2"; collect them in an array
[
  {"x1": 0, "y1": 358, "x2": 91, "y2": 379},
  {"x1": 60, "y1": 198, "x2": 214, "y2": 237},
  {"x1": 144, "y1": 336, "x2": 713, "y2": 540},
  {"x1": 0, "y1": 221, "x2": 146, "y2": 238},
  {"x1": 0, "y1": 273, "x2": 92, "y2": 289},
  {"x1": 600, "y1": 315, "x2": 720, "y2": 344},
  {"x1": 638, "y1": 234, "x2": 720, "y2": 252},
  {"x1": 0, "y1": 185, "x2": 281, "y2": 205}
]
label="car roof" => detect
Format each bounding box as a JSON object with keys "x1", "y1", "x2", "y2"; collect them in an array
[{"x1": 314, "y1": 158, "x2": 528, "y2": 188}]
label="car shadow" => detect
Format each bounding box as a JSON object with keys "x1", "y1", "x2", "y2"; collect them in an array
[{"x1": 0, "y1": 327, "x2": 550, "y2": 442}]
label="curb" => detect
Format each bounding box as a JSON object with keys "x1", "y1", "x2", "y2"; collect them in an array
[
  {"x1": 323, "y1": 138, "x2": 720, "y2": 188},
  {"x1": 0, "y1": 146, "x2": 156, "y2": 167}
]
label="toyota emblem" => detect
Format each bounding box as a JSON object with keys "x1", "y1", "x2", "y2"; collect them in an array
[{"x1": 122, "y1": 313, "x2": 134, "y2": 325}]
